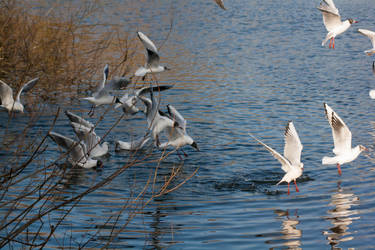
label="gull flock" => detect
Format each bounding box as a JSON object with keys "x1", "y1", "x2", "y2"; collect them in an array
[{"x1": 0, "y1": 0, "x2": 374, "y2": 195}]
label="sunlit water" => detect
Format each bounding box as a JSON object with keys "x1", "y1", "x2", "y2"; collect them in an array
[{"x1": 2, "y1": 0, "x2": 375, "y2": 248}]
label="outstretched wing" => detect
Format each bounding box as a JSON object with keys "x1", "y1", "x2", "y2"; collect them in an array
[
  {"x1": 167, "y1": 104, "x2": 186, "y2": 131},
  {"x1": 48, "y1": 131, "x2": 87, "y2": 163},
  {"x1": 283, "y1": 121, "x2": 303, "y2": 166},
  {"x1": 15, "y1": 78, "x2": 38, "y2": 102},
  {"x1": 70, "y1": 122, "x2": 101, "y2": 151},
  {"x1": 0, "y1": 80, "x2": 14, "y2": 106},
  {"x1": 317, "y1": 0, "x2": 342, "y2": 32},
  {"x1": 358, "y1": 29, "x2": 375, "y2": 48},
  {"x1": 324, "y1": 103, "x2": 352, "y2": 154},
  {"x1": 249, "y1": 133, "x2": 292, "y2": 173},
  {"x1": 65, "y1": 111, "x2": 94, "y2": 129},
  {"x1": 137, "y1": 31, "x2": 160, "y2": 67}
]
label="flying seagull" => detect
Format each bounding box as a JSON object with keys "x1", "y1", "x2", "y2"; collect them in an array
[
  {"x1": 114, "y1": 85, "x2": 173, "y2": 115},
  {"x1": 0, "y1": 78, "x2": 39, "y2": 113},
  {"x1": 48, "y1": 131, "x2": 103, "y2": 169},
  {"x1": 65, "y1": 111, "x2": 109, "y2": 158},
  {"x1": 82, "y1": 64, "x2": 126, "y2": 116},
  {"x1": 138, "y1": 89, "x2": 177, "y2": 146},
  {"x1": 249, "y1": 121, "x2": 304, "y2": 195},
  {"x1": 159, "y1": 104, "x2": 199, "y2": 158},
  {"x1": 358, "y1": 28, "x2": 375, "y2": 55},
  {"x1": 317, "y1": 0, "x2": 358, "y2": 48},
  {"x1": 135, "y1": 31, "x2": 170, "y2": 80},
  {"x1": 322, "y1": 103, "x2": 367, "y2": 175}
]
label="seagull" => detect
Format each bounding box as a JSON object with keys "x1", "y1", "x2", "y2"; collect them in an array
[
  {"x1": 82, "y1": 64, "x2": 126, "y2": 116},
  {"x1": 322, "y1": 103, "x2": 367, "y2": 175},
  {"x1": 48, "y1": 131, "x2": 103, "y2": 169},
  {"x1": 249, "y1": 121, "x2": 304, "y2": 195},
  {"x1": 65, "y1": 111, "x2": 109, "y2": 158},
  {"x1": 317, "y1": 0, "x2": 358, "y2": 49},
  {"x1": 138, "y1": 89, "x2": 178, "y2": 146},
  {"x1": 358, "y1": 29, "x2": 375, "y2": 55},
  {"x1": 213, "y1": 0, "x2": 226, "y2": 10},
  {"x1": 135, "y1": 31, "x2": 170, "y2": 80},
  {"x1": 114, "y1": 85, "x2": 173, "y2": 115},
  {"x1": 0, "y1": 78, "x2": 39, "y2": 113},
  {"x1": 159, "y1": 104, "x2": 199, "y2": 157},
  {"x1": 115, "y1": 135, "x2": 151, "y2": 151}
]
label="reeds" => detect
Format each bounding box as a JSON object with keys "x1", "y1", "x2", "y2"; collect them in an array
[{"x1": 0, "y1": 0, "x2": 197, "y2": 248}]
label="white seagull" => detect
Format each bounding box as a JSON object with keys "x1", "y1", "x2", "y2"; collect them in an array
[
  {"x1": 317, "y1": 0, "x2": 358, "y2": 48},
  {"x1": 159, "y1": 104, "x2": 199, "y2": 156},
  {"x1": 358, "y1": 28, "x2": 375, "y2": 55},
  {"x1": 322, "y1": 103, "x2": 367, "y2": 175},
  {"x1": 65, "y1": 111, "x2": 109, "y2": 158},
  {"x1": 82, "y1": 64, "x2": 126, "y2": 116},
  {"x1": 114, "y1": 85, "x2": 173, "y2": 115},
  {"x1": 48, "y1": 131, "x2": 103, "y2": 169},
  {"x1": 0, "y1": 78, "x2": 39, "y2": 113},
  {"x1": 249, "y1": 121, "x2": 304, "y2": 195},
  {"x1": 115, "y1": 135, "x2": 151, "y2": 151},
  {"x1": 135, "y1": 31, "x2": 170, "y2": 79},
  {"x1": 138, "y1": 90, "x2": 177, "y2": 147}
]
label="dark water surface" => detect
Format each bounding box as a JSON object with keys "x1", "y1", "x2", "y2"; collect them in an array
[{"x1": 2, "y1": 0, "x2": 375, "y2": 248}]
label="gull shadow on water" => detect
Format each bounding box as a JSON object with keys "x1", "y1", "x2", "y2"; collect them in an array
[
  {"x1": 323, "y1": 181, "x2": 360, "y2": 249},
  {"x1": 214, "y1": 170, "x2": 313, "y2": 195},
  {"x1": 251, "y1": 209, "x2": 302, "y2": 249}
]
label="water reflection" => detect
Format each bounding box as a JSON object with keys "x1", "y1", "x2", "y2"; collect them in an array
[
  {"x1": 323, "y1": 182, "x2": 360, "y2": 249},
  {"x1": 274, "y1": 209, "x2": 302, "y2": 249}
]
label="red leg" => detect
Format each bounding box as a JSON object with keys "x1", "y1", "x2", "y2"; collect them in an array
[
  {"x1": 287, "y1": 183, "x2": 290, "y2": 195},
  {"x1": 332, "y1": 37, "x2": 335, "y2": 49},
  {"x1": 294, "y1": 180, "x2": 299, "y2": 192},
  {"x1": 329, "y1": 38, "x2": 332, "y2": 48},
  {"x1": 337, "y1": 163, "x2": 342, "y2": 176}
]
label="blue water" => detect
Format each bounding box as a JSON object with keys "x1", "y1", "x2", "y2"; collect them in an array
[{"x1": 2, "y1": 0, "x2": 375, "y2": 248}]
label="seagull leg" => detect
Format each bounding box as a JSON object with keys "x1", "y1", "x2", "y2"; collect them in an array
[
  {"x1": 176, "y1": 150, "x2": 183, "y2": 161},
  {"x1": 332, "y1": 37, "x2": 335, "y2": 49},
  {"x1": 287, "y1": 183, "x2": 290, "y2": 195},
  {"x1": 336, "y1": 163, "x2": 342, "y2": 176},
  {"x1": 181, "y1": 148, "x2": 188, "y2": 157},
  {"x1": 294, "y1": 180, "x2": 299, "y2": 192},
  {"x1": 329, "y1": 38, "x2": 332, "y2": 48}
]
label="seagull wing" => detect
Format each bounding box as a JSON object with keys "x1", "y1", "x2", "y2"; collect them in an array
[
  {"x1": 135, "y1": 85, "x2": 174, "y2": 97},
  {"x1": 318, "y1": 0, "x2": 342, "y2": 32},
  {"x1": 15, "y1": 78, "x2": 39, "y2": 102},
  {"x1": 283, "y1": 121, "x2": 303, "y2": 166},
  {"x1": 105, "y1": 77, "x2": 130, "y2": 91},
  {"x1": 70, "y1": 122, "x2": 100, "y2": 152},
  {"x1": 324, "y1": 103, "x2": 352, "y2": 155},
  {"x1": 48, "y1": 131, "x2": 87, "y2": 162},
  {"x1": 0, "y1": 80, "x2": 14, "y2": 106},
  {"x1": 358, "y1": 29, "x2": 375, "y2": 48},
  {"x1": 65, "y1": 111, "x2": 94, "y2": 129},
  {"x1": 138, "y1": 95, "x2": 154, "y2": 126},
  {"x1": 249, "y1": 133, "x2": 292, "y2": 173},
  {"x1": 167, "y1": 104, "x2": 186, "y2": 131},
  {"x1": 214, "y1": 0, "x2": 226, "y2": 10},
  {"x1": 137, "y1": 31, "x2": 160, "y2": 67}
]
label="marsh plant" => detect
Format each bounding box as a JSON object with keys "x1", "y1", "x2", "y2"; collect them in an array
[{"x1": 0, "y1": 1, "x2": 196, "y2": 248}]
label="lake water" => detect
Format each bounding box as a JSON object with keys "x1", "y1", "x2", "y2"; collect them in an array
[{"x1": 2, "y1": 0, "x2": 375, "y2": 248}]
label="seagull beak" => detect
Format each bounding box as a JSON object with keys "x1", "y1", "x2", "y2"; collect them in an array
[
  {"x1": 191, "y1": 141, "x2": 199, "y2": 151},
  {"x1": 354, "y1": 20, "x2": 359, "y2": 23}
]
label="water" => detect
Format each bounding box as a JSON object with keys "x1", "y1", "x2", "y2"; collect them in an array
[{"x1": 2, "y1": 0, "x2": 375, "y2": 248}]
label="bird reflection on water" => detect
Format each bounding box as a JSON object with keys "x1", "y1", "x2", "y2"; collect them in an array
[{"x1": 323, "y1": 181, "x2": 360, "y2": 249}]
